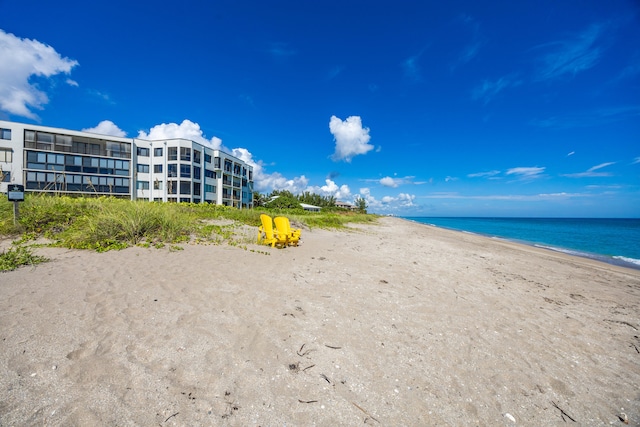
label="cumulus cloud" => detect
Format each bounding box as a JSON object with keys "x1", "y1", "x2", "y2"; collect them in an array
[
  {"x1": 231, "y1": 147, "x2": 309, "y2": 194},
  {"x1": 359, "y1": 188, "x2": 416, "y2": 210},
  {"x1": 82, "y1": 120, "x2": 127, "y2": 137},
  {"x1": 380, "y1": 176, "x2": 399, "y2": 188},
  {"x1": 306, "y1": 179, "x2": 351, "y2": 200},
  {"x1": 137, "y1": 120, "x2": 223, "y2": 149},
  {"x1": 0, "y1": 29, "x2": 78, "y2": 119},
  {"x1": 329, "y1": 115, "x2": 375, "y2": 162}
]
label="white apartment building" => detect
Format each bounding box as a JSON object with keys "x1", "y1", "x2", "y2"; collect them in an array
[{"x1": 0, "y1": 120, "x2": 253, "y2": 208}]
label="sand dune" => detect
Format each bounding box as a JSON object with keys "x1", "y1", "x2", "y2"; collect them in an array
[{"x1": 1, "y1": 217, "x2": 639, "y2": 425}]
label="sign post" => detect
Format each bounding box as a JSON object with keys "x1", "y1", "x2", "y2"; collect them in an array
[{"x1": 7, "y1": 184, "x2": 25, "y2": 226}]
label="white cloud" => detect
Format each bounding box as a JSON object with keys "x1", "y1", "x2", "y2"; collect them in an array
[
  {"x1": 231, "y1": 147, "x2": 309, "y2": 194},
  {"x1": 360, "y1": 188, "x2": 416, "y2": 210},
  {"x1": 0, "y1": 30, "x2": 78, "y2": 119},
  {"x1": 306, "y1": 179, "x2": 351, "y2": 200},
  {"x1": 633, "y1": 157, "x2": 640, "y2": 165},
  {"x1": 380, "y1": 176, "x2": 399, "y2": 188},
  {"x1": 535, "y1": 23, "x2": 605, "y2": 81},
  {"x1": 82, "y1": 120, "x2": 127, "y2": 137},
  {"x1": 506, "y1": 166, "x2": 545, "y2": 179},
  {"x1": 472, "y1": 75, "x2": 521, "y2": 104},
  {"x1": 137, "y1": 120, "x2": 223, "y2": 149},
  {"x1": 562, "y1": 162, "x2": 615, "y2": 178},
  {"x1": 468, "y1": 170, "x2": 500, "y2": 178},
  {"x1": 329, "y1": 115, "x2": 374, "y2": 162}
]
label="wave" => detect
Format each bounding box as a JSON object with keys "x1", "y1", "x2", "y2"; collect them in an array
[{"x1": 613, "y1": 256, "x2": 640, "y2": 266}]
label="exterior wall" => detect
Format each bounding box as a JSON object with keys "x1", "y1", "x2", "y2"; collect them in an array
[
  {"x1": 0, "y1": 120, "x2": 132, "y2": 197},
  {"x1": 0, "y1": 121, "x2": 253, "y2": 208}
]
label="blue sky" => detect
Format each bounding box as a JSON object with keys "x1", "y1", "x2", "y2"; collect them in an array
[{"x1": 1, "y1": 0, "x2": 639, "y2": 217}]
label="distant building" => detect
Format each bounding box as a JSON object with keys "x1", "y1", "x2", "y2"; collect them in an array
[
  {"x1": 0, "y1": 120, "x2": 253, "y2": 208},
  {"x1": 300, "y1": 203, "x2": 321, "y2": 212},
  {"x1": 335, "y1": 200, "x2": 356, "y2": 210}
]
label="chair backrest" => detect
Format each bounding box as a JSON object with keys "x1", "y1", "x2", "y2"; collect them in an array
[
  {"x1": 260, "y1": 214, "x2": 276, "y2": 239},
  {"x1": 273, "y1": 216, "x2": 290, "y2": 236}
]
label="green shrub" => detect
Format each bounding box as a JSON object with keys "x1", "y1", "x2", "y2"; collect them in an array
[{"x1": 0, "y1": 246, "x2": 48, "y2": 272}]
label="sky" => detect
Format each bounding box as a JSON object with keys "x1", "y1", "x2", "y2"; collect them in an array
[{"x1": 1, "y1": 0, "x2": 639, "y2": 217}]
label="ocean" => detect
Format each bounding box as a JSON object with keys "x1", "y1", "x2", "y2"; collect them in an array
[{"x1": 403, "y1": 217, "x2": 640, "y2": 270}]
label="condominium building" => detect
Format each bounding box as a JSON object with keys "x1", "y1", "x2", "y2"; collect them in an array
[{"x1": 0, "y1": 120, "x2": 253, "y2": 208}]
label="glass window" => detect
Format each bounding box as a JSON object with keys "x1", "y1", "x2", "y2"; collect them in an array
[
  {"x1": 194, "y1": 150, "x2": 201, "y2": 164},
  {"x1": 1, "y1": 171, "x2": 9, "y2": 182},
  {"x1": 180, "y1": 147, "x2": 191, "y2": 161},
  {"x1": 180, "y1": 164, "x2": 191, "y2": 178},
  {"x1": 204, "y1": 169, "x2": 215, "y2": 179},
  {"x1": 37, "y1": 132, "x2": 54, "y2": 143},
  {"x1": 180, "y1": 181, "x2": 191, "y2": 194},
  {"x1": 0, "y1": 148, "x2": 12, "y2": 162},
  {"x1": 1, "y1": 128, "x2": 12, "y2": 140},
  {"x1": 154, "y1": 180, "x2": 163, "y2": 190},
  {"x1": 193, "y1": 183, "x2": 201, "y2": 196},
  {"x1": 154, "y1": 147, "x2": 163, "y2": 156},
  {"x1": 205, "y1": 154, "x2": 211, "y2": 163},
  {"x1": 25, "y1": 130, "x2": 36, "y2": 142},
  {"x1": 153, "y1": 164, "x2": 162, "y2": 173},
  {"x1": 137, "y1": 164, "x2": 149, "y2": 173},
  {"x1": 193, "y1": 166, "x2": 201, "y2": 180},
  {"x1": 168, "y1": 180, "x2": 177, "y2": 194},
  {"x1": 137, "y1": 147, "x2": 150, "y2": 156},
  {"x1": 167, "y1": 164, "x2": 177, "y2": 177},
  {"x1": 137, "y1": 181, "x2": 149, "y2": 190},
  {"x1": 168, "y1": 147, "x2": 177, "y2": 161}
]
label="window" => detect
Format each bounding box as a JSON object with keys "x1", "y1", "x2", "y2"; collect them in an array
[
  {"x1": 180, "y1": 181, "x2": 191, "y2": 194},
  {"x1": 180, "y1": 147, "x2": 191, "y2": 161},
  {"x1": 1, "y1": 171, "x2": 9, "y2": 182},
  {"x1": 137, "y1": 164, "x2": 149, "y2": 173},
  {"x1": 204, "y1": 184, "x2": 216, "y2": 193},
  {"x1": 0, "y1": 148, "x2": 12, "y2": 162},
  {"x1": 194, "y1": 150, "x2": 201, "y2": 164},
  {"x1": 137, "y1": 181, "x2": 149, "y2": 190},
  {"x1": 214, "y1": 157, "x2": 221, "y2": 168},
  {"x1": 167, "y1": 164, "x2": 177, "y2": 177},
  {"x1": 137, "y1": 147, "x2": 150, "y2": 156},
  {"x1": 193, "y1": 166, "x2": 201, "y2": 180},
  {"x1": 205, "y1": 154, "x2": 211, "y2": 163},
  {"x1": 180, "y1": 164, "x2": 191, "y2": 178},
  {"x1": 154, "y1": 147, "x2": 163, "y2": 156},
  {"x1": 154, "y1": 180, "x2": 163, "y2": 190},
  {"x1": 1, "y1": 128, "x2": 12, "y2": 140},
  {"x1": 168, "y1": 180, "x2": 177, "y2": 194},
  {"x1": 168, "y1": 147, "x2": 177, "y2": 161},
  {"x1": 193, "y1": 183, "x2": 201, "y2": 196},
  {"x1": 153, "y1": 164, "x2": 163, "y2": 173},
  {"x1": 204, "y1": 169, "x2": 215, "y2": 179}
]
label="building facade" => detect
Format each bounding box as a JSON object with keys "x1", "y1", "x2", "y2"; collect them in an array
[{"x1": 0, "y1": 120, "x2": 253, "y2": 208}]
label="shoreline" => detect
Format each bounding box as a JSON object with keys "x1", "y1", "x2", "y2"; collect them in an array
[
  {"x1": 403, "y1": 217, "x2": 640, "y2": 271},
  {"x1": 1, "y1": 216, "x2": 639, "y2": 425}
]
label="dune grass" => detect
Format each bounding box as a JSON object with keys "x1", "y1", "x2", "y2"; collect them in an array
[{"x1": 0, "y1": 195, "x2": 378, "y2": 253}]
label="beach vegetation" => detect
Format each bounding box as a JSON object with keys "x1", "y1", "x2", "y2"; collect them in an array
[
  {"x1": 0, "y1": 194, "x2": 378, "y2": 252},
  {"x1": 0, "y1": 246, "x2": 48, "y2": 272}
]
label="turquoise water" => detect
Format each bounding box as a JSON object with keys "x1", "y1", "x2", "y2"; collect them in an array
[{"x1": 404, "y1": 217, "x2": 640, "y2": 270}]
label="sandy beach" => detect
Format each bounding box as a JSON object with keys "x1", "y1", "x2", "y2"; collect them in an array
[{"x1": 1, "y1": 216, "x2": 639, "y2": 426}]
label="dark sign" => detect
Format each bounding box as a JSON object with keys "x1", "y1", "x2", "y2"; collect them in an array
[{"x1": 7, "y1": 184, "x2": 24, "y2": 202}]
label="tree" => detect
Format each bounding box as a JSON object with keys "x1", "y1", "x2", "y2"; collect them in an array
[{"x1": 354, "y1": 195, "x2": 367, "y2": 213}]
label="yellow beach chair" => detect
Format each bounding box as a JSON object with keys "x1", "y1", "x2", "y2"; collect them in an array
[
  {"x1": 274, "y1": 216, "x2": 301, "y2": 246},
  {"x1": 257, "y1": 214, "x2": 288, "y2": 248}
]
